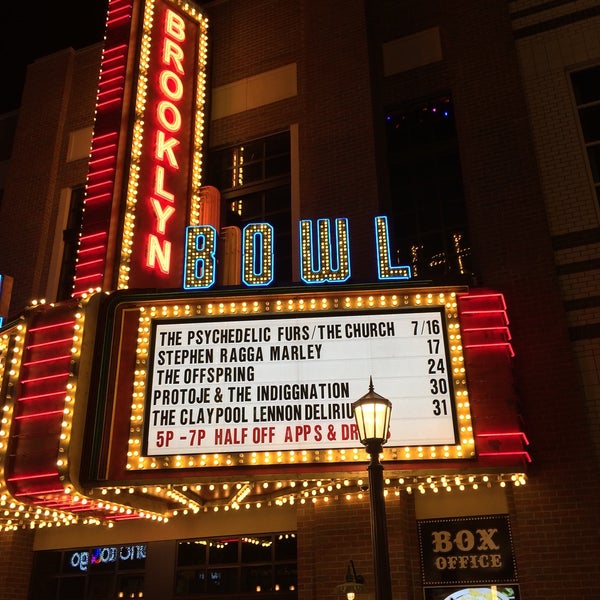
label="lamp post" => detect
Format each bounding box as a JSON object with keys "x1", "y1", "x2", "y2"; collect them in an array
[{"x1": 352, "y1": 377, "x2": 393, "y2": 600}]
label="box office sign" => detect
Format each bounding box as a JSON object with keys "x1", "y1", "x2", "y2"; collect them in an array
[{"x1": 418, "y1": 515, "x2": 518, "y2": 586}]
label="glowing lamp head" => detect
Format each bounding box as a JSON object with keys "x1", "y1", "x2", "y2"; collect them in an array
[
  {"x1": 352, "y1": 377, "x2": 392, "y2": 446},
  {"x1": 335, "y1": 561, "x2": 365, "y2": 599}
]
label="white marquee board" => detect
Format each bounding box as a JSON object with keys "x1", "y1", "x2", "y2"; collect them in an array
[{"x1": 143, "y1": 308, "x2": 458, "y2": 455}]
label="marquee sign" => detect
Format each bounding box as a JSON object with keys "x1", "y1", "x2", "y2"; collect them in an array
[
  {"x1": 144, "y1": 308, "x2": 457, "y2": 455},
  {"x1": 86, "y1": 284, "x2": 476, "y2": 479}
]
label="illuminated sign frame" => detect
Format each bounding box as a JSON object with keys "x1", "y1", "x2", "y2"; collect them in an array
[
  {"x1": 73, "y1": 0, "x2": 209, "y2": 297},
  {"x1": 418, "y1": 515, "x2": 518, "y2": 586},
  {"x1": 123, "y1": 0, "x2": 209, "y2": 289},
  {"x1": 143, "y1": 307, "x2": 459, "y2": 456},
  {"x1": 119, "y1": 286, "x2": 474, "y2": 473}
]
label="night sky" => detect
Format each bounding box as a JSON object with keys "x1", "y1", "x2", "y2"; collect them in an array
[{"x1": 0, "y1": 1, "x2": 109, "y2": 113}]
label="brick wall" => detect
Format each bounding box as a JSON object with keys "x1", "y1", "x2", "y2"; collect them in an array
[
  {"x1": 0, "y1": 46, "x2": 99, "y2": 316},
  {"x1": 373, "y1": 0, "x2": 600, "y2": 596},
  {"x1": 512, "y1": 1, "x2": 600, "y2": 474},
  {"x1": 297, "y1": 492, "x2": 421, "y2": 600},
  {"x1": 207, "y1": 0, "x2": 381, "y2": 280},
  {"x1": 0, "y1": 528, "x2": 34, "y2": 600}
]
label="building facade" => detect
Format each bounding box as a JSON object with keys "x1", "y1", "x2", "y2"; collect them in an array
[{"x1": 0, "y1": 1, "x2": 599, "y2": 599}]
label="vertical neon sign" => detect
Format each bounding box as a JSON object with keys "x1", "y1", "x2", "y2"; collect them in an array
[
  {"x1": 74, "y1": 0, "x2": 208, "y2": 296},
  {"x1": 122, "y1": 1, "x2": 208, "y2": 289},
  {"x1": 145, "y1": 9, "x2": 185, "y2": 274}
]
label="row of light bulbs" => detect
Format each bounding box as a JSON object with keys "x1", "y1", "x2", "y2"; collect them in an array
[{"x1": 0, "y1": 472, "x2": 527, "y2": 530}]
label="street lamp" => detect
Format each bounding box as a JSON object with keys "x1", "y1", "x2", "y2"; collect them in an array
[{"x1": 352, "y1": 377, "x2": 393, "y2": 600}]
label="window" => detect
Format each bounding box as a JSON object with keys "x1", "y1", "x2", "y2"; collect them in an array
[
  {"x1": 56, "y1": 186, "x2": 86, "y2": 301},
  {"x1": 175, "y1": 533, "x2": 297, "y2": 599},
  {"x1": 385, "y1": 96, "x2": 473, "y2": 281},
  {"x1": 208, "y1": 131, "x2": 292, "y2": 284},
  {"x1": 28, "y1": 544, "x2": 146, "y2": 600},
  {"x1": 571, "y1": 65, "x2": 600, "y2": 208},
  {"x1": 67, "y1": 127, "x2": 93, "y2": 162}
]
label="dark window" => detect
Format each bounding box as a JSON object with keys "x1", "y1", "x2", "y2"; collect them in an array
[
  {"x1": 56, "y1": 186, "x2": 86, "y2": 301},
  {"x1": 385, "y1": 96, "x2": 473, "y2": 281},
  {"x1": 208, "y1": 131, "x2": 292, "y2": 284},
  {"x1": 571, "y1": 65, "x2": 600, "y2": 208},
  {"x1": 28, "y1": 545, "x2": 146, "y2": 600},
  {"x1": 175, "y1": 532, "x2": 297, "y2": 599}
]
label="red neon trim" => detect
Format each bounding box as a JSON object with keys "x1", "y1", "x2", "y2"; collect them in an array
[
  {"x1": 97, "y1": 98, "x2": 124, "y2": 110},
  {"x1": 90, "y1": 139, "x2": 118, "y2": 149},
  {"x1": 87, "y1": 167, "x2": 116, "y2": 179},
  {"x1": 76, "y1": 258, "x2": 104, "y2": 269},
  {"x1": 107, "y1": 3, "x2": 132, "y2": 13},
  {"x1": 73, "y1": 273, "x2": 104, "y2": 283},
  {"x1": 26, "y1": 337, "x2": 73, "y2": 350},
  {"x1": 462, "y1": 326, "x2": 511, "y2": 335},
  {"x1": 77, "y1": 244, "x2": 107, "y2": 255},
  {"x1": 28, "y1": 320, "x2": 75, "y2": 333},
  {"x1": 477, "y1": 431, "x2": 530, "y2": 445},
  {"x1": 461, "y1": 306, "x2": 506, "y2": 311},
  {"x1": 84, "y1": 195, "x2": 112, "y2": 206},
  {"x1": 89, "y1": 150, "x2": 117, "y2": 161},
  {"x1": 97, "y1": 87, "x2": 124, "y2": 99},
  {"x1": 91, "y1": 131, "x2": 118, "y2": 143},
  {"x1": 478, "y1": 451, "x2": 532, "y2": 463},
  {"x1": 99, "y1": 67, "x2": 125, "y2": 78},
  {"x1": 106, "y1": 15, "x2": 131, "y2": 26},
  {"x1": 18, "y1": 391, "x2": 66, "y2": 402},
  {"x1": 90, "y1": 147, "x2": 118, "y2": 157},
  {"x1": 22, "y1": 354, "x2": 72, "y2": 367},
  {"x1": 98, "y1": 76, "x2": 125, "y2": 88},
  {"x1": 461, "y1": 309, "x2": 508, "y2": 321},
  {"x1": 12, "y1": 487, "x2": 65, "y2": 496},
  {"x1": 85, "y1": 181, "x2": 113, "y2": 193},
  {"x1": 464, "y1": 342, "x2": 515, "y2": 356},
  {"x1": 102, "y1": 44, "x2": 128, "y2": 57},
  {"x1": 106, "y1": 7, "x2": 131, "y2": 20},
  {"x1": 79, "y1": 232, "x2": 108, "y2": 242},
  {"x1": 98, "y1": 66, "x2": 124, "y2": 79},
  {"x1": 108, "y1": 3, "x2": 132, "y2": 15},
  {"x1": 6, "y1": 471, "x2": 59, "y2": 481},
  {"x1": 461, "y1": 292, "x2": 506, "y2": 305},
  {"x1": 20, "y1": 372, "x2": 69, "y2": 384},
  {"x1": 14, "y1": 410, "x2": 64, "y2": 420},
  {"x1": 88, "y1": 155, "x2": 115, "y2": 167},
  {"x1": 90, "y1": 140, "x2": 118, "y2": 150},
  {"x1": 22, "y1": 502, "x2": 70, "y2": 509},
  {"x1": 101, "y1": 55, "x2": 127, "y2": 68},
  {"x1": 84, "y1": 195, "x2": 112, "y2": 205}
]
